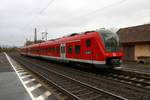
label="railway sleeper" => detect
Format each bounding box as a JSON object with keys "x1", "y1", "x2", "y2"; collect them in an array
[
  {"x1": 71, "y1": 88, "x2": 88, "y2": 94},
  {"x1": 66, "y1": 86, "x2": 81, "y2": 91},
  {"x1": 77, "y1": 91, "x2": 94, "y2": 97}
]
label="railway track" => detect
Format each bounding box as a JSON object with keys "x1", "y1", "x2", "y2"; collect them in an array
[
  {"x1": 10, "y1": 54, "x2": 150, "y2": 100},
  {"x1": 12, "y1": 55, "x2": 126, "y2": 100},
  {"x1": 103, "y1": 69, "x2": 150, "y2": 89}
]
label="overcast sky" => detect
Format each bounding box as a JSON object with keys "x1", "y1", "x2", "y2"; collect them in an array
[{"x1": 0, "y1": 0, "x2": 150, "y2": 46}]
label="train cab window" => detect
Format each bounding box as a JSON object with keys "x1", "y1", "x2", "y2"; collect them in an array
[
  {"x1": 68, "y1": 46, "x2": 72, "y2": 54},
  {"x1": 75, "y1": 45, "x2": 80, "y2": 54},
  {"x1": 86, "y1": 39, "x2": 91, "y2": 47}
]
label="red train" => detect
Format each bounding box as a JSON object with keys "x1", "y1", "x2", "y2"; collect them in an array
[{"x1": 20, "y1": 29, "x2": 123, "y2": 68}]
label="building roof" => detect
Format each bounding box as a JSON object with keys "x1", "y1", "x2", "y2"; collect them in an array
[{"x1": 117, "y1": 24, "x2": 150, "y2": 44}]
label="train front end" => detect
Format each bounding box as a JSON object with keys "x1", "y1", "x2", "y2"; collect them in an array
[{"x1": 99, "y1": 29, "x2": 123, "y2": 67}]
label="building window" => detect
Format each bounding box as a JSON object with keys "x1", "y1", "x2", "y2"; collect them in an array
[
  {"x1": 75, "y1": 45, "x2": 80, "y2": 54},
  {"x1": 86, "y1": 39, "x2": 91, "y2": 47},
  {"x1": 68, "y1": 46, "x2": 72, "y2": 54}
]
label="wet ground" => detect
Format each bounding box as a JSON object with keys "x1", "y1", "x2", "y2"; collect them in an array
[{"x1": 0, "y1": 53, "x2": 31, "y2": 100}]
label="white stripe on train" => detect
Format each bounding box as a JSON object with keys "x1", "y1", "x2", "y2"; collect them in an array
[{"x1": 21, "y1": 53, "x2": 106, "y2": 65}]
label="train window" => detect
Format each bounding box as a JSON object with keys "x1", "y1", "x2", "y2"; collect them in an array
[
  {"x1": 50, "y1": 47, "x2": 52, "y2": 52},
  {"x1": 46, "y1": 48, "x2": 49, "y2": 52},
  {"x1": 68, "y1": 46, "x2": 72, "y2": 54},
  {"x1": 61, "y1": 46, "x2": 65, "y2": 53},
  {"x1": 60, "y1": 47, "x2": 62, "y2": 53},
  {"x1": 86, "y1": 39, "x2": 91, "y2": 47},
  {"x1": 75, "y1": 45, "x2": 80, "y2": 54},
  {"x1": 48, "y1": 47, "x2": 50, "y2": 52},
  {"x1": 51, "y1": 47, "x2": 53, "y2": 52},
  {"x1": 53, "y1": 48, "x2": 55, "y2": 52},
  {"x1": 56, "y1": 46, "x2": 60, "y2": 53},
  {"x1": 54, "y1": 47, "x2": 56, "y2": 52}
]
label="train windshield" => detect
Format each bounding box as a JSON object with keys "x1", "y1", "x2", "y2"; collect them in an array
[{"x1": 98, "y1": 29, "x2": 120, "y2": 52}]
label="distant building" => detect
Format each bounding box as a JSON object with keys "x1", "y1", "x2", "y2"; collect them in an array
[
  {"x1": 117, "y1": 24, "x2": 150, "y2": 61},
  {"x1": 25, "y1": 40, "x2": 45, "y2": 46}
]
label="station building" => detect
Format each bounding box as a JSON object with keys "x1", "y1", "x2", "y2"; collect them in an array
[{"x1": 117, "y1": 24, "x2": 150, "y2": 62}]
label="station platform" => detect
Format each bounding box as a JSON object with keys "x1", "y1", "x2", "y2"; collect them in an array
[
  {"x1": 116, "y1": 62, "x2": 150, "y2": 75},
  {"x1": 0, "y1": 53, "x2": 32, "y2": 100}
]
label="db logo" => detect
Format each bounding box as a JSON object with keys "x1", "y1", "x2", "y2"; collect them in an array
[{"x1": 112, "y1": 53, "x2": 116, "y2": 56}]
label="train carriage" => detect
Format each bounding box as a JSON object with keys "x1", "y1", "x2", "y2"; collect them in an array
[{"x1": 20, "y1": 29, "x2": 123, "y2": 68}]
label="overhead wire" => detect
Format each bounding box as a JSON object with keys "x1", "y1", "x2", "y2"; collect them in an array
[
  {"x1": 22, "y1": 0, "x2": 55, "y2": 42},
  {"x1": 24, "y1": 0, "x2": 127, "y2": 40},
  {"x1": 36, "y1": 0, "x2": 55, "y2": 16},
  {"x1": 65, "y1": 0, "x2": 127, "y2": 23},
  {"x1": 23, "y1": 0, "x2": 55, "y2": 30}
]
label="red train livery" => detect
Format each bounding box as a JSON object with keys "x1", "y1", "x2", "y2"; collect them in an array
[{"x1": 20, "y1": 29, "x2": 123, "y2": 68}]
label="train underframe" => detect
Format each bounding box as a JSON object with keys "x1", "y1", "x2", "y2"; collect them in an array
[{"x1": 21, "y1": 54, "x2": 121, "y2": 69}]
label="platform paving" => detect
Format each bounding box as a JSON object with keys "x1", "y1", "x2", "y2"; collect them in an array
[
  {"x1": 116, "y1": 62, "x2": 150, "y2": 75},
  {"x1": 0, "y1": 53, "x2": 31, "y2": 100}
]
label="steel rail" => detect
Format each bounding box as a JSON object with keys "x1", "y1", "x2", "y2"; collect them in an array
[
  {"x1": 13, "y1": 55, "x2": 127, "y2": 100},
  {"x1": 104, "y1": 69, "x2": 150, "y2": 88},
  {"x1": 13, "y1": 56, "x2": 81, "y2": 100}
]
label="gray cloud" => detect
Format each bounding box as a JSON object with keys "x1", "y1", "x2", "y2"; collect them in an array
[{"x1": 0, "y1": 0, "x2": 150, "y2": 46}]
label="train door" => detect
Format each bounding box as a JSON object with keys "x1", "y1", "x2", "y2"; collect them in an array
[
  {"x1": 123, "y1": 45, "x2": 135, "y2": 61},
  {"x1": 74, "y1": 41, "x2": 81, "y2": 59},
  {"x1": 60, "y1": 44, "x2": 66, "y2": 60},
  {"x1": 84, "y1": 38, "x2": 93, "y2": 61}
]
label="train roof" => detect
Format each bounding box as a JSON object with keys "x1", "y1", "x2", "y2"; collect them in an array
[
  {"x1": 22, "y1": 29, "x2": 110, "y2": 48},
  {"x1": 55, "y1": 31, "x2": 97, "y2": 42}
]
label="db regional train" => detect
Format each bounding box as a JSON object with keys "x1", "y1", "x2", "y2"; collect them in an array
[{"x1": 20, "y1": 29, "x2": 123, "y2": 68}]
